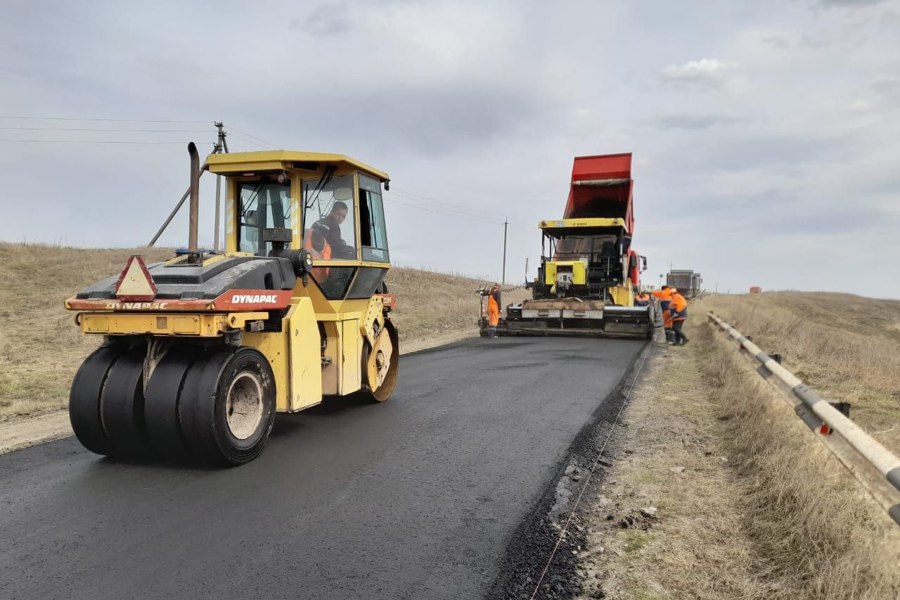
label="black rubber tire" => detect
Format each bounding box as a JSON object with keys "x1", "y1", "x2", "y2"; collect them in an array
[
  {"x1": 179, "y1": 348, "x2": 276, "y2": 466},
  {"x1": 69, "y1": 344, "x2": 129, "y2": 456},
  {"x1": 101, "y1": 346, "x2": 153, "y2": 458},
  {"x1": 143, "y1": 347, "x2": 196, "y2": 461},
  {"x1": 178, "y1": 350, "x2": 232, "y2": 463}
]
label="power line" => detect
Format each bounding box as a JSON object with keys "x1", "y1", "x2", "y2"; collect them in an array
[
  {"x1": 227, "y1": 125, "x2": 278, "y2": 148},
  {"x1": 383, "y1": 194, "x2": 496, "y2": 224},
  {"x1": 0, "y1": 126, "x2": 211, "y2": 133},
  {"x1": 387, "y1": 194, "x2": 491, "y2": 221},
  {"x1": 391, "y1": 186, "x2": 507, "y2": 221},
  {"x1": 0, "y1": 139, "x2": 206, "y2": 145},
  {"x1": 226, "y1": 131, "x2": 271, "y2": 150},
  {"x1": 0, "y1": 115, "x2": 209, "y2": 124},
  {"x1": 390, "y1": 191, "x2": 505, "y2": 224}
]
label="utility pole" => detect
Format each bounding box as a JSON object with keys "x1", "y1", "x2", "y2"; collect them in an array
[
  {"x1": 524, "y1": 257, "x2": 529, "y2": 284},
  {"x1": 502, "y1": 218, "x2": 509, "y2": 286}
]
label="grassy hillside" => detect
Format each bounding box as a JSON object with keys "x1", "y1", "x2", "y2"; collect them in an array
[
  {"x1": 703, "y1": 292, "x2": 900, "y2": 454},
  {"x1": 0, "y1": 242, "x2": 508, "y2": 420},
  {"x1": 579, "y1": 293, "x2": 900, "y2": 599}
]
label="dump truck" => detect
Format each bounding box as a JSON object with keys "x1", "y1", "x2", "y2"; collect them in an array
[
  {"x1": 66, "y1": 144, "x2": 398, "y2": 465},
  {"x1": 666, "y1": 269, "x2": 702, "y2": 299},
  {"x1": 483, "y1": 153, "x2": 655, "y2": 338}
]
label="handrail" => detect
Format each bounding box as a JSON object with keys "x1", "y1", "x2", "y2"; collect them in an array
[{"x1": 708, "y1": 311, "x2": 900, "y2": 526}]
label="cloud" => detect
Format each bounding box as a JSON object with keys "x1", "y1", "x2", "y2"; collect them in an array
[
  {"x1": 1, "y1": 0, "x2": 900, "y2": 297},
  {"x1": 870, "y1": 77, "x2": 900, "y2": 99},
  {"x1": 290, "y1": 3, "x2": 354, "y2": 37},
  {"x1": 817, "y1": 0, "x2": 890, "y2": 7},
  {"x1": 266, "y1": 84, "x2": 548, "y2": 155},
  {"x1": 697, "y1": 132, "x2": 854, "y2": 171},
  {"x1": 761, "y1": 35, "x2": 790, "y2": 48},
  {"x1": 656, "y1": 113, "x2": 739, "y2": 130},
  {"x1": 661, "y1": 58, "x2": 737, "y2": 86}
]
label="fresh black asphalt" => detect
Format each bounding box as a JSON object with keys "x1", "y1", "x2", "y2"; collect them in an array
[{"x1": 0, "y1": 336, "x2": 645, "y2": 600}]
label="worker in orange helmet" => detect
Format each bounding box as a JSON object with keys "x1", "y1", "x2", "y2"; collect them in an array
[
  {"x1": 487, "y1": 283, "x2": 502, "y2": 338},
  {"x1": 669, "y1": 288, "x2": 689, "y2": 345},
  {"x1": 651, "y1": 286, "x2": 676, "y2": 343}
]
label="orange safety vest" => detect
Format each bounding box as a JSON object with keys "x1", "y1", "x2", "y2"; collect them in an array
[
  {"x1": 304, "y1": 230, "x2": 332, "y2": 281},
  {"x1": 669, "y1": 292, "x2": 688, "y2": 320},
  {"x1": 487, "y1": 288, "x2": 501, "y2": 326}
]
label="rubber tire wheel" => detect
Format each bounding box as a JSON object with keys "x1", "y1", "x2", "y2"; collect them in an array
[
  {"x1": 69, "y1": 344, "x2": 129, "y2": 456},
  {"x1": 101, "y1": 346, "x2": 154, "y2": 459},
  {"x1": 143, "y1": 347, "x2": 197, "y2": 461},
  {"x1": 180, "y1": 348, "x2": 276, "y2": 466}
]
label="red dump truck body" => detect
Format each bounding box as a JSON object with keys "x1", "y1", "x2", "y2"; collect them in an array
[{"x1": 563, "y1": 153, "x2": 635, "y2": 234}]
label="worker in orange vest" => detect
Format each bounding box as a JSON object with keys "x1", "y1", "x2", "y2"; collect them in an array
[
  {"x1": 651, "y1": 286, "x2": 675, "y2": 343},
  {"x1": 304, "y1": 228, "x2": 332, "y2": 282},
  {"x1": 487, "y1": 283, "x2": 501, "y2": 338},
  {"x1": 669, "y1": 289, "x2": 689, "y2": 345}
]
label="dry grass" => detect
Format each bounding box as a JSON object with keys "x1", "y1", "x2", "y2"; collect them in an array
[
  {"x1": 702, "y1": 292, "x2": 900, "y2": 454},
  {"x1": 579, "y1": 310, "x2": 900, "y2": 600},
  {"x1": 579, "y1": 344, "x2": 774, "y2": 600},
  {"x1": 385, "y1": 268, "x2": 527, "y2": 341},
  {"x1": 0, "y1": 242, "x2": 514, "y2": 421},
  {"x1": 0, "y1": 243, "x2": 172, "y2": 420},
  {"x1": 693, "y1": 323, "x2": 899, "y2": 599}
]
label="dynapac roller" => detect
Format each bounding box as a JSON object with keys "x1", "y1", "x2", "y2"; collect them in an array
[
  {"x1": 66, "y1": 144, "x2": 398, "y2": 465},
  {"x1": 486, "y1": 153, "x2": 655, "y2": 338}
]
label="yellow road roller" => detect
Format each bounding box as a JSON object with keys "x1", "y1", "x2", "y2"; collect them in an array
[{"x1": 66, "y1": 144, "x2": 398, "y2": 465}]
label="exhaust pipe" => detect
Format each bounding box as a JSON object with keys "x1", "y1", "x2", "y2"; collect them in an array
[{"x1": 187, "y1": 142, "x2": 200, "y2": 263}]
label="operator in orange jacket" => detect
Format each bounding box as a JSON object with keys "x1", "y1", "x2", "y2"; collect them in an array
[
  {"x1": 651, "y1": 286, "x2": 676, "y2": 343},
  {"x1": 668, "y1": 289, "x2": 689, "y2": 345},
  {"x1": 486, "y1": 283, "x2": 501, "y2": 338}
]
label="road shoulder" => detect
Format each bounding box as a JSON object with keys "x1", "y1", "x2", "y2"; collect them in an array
[{"x1": 575, "y1": 339, "x2": 769, "y2": 599}]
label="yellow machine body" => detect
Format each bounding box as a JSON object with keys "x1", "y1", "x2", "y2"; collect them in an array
[
  {"x1": 543, "y1": 260, "x2": 587, "y2": 286},
  {"x1": 65, "y1": 148, "x2": 399, "y2": 465}
]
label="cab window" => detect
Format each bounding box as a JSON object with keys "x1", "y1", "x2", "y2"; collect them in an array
[
  {"x1": 358, "y1": 174, "x2": 389, "y2": 263},
  {"x1": 302, "y1": 173, "x2": 357, "y2": 260},
  {"x1": 238, "y1": 179, "x2": 291, "y2": 256}
]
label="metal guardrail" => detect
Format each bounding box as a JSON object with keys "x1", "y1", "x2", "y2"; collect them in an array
[{"x1": 708, "y1": 311, "x2": 900, "y2": 526}]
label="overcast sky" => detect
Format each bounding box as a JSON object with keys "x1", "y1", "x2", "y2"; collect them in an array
[{"x1": 1, "y1": 0, "x2": 898, "y2": 296}]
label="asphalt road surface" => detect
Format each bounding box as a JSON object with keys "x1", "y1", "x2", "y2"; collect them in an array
[{"x1": 0, "y1": 336, "x2": 645, "y2": 600}]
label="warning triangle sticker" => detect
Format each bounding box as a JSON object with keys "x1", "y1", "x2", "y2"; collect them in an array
[{"x1": 115, "y1": 255, "x2": 158, "y2": 301}]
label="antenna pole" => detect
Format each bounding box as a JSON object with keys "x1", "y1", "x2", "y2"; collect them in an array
[{"x1": 502, "y1": 217, "x2": 509, "y2": 286}]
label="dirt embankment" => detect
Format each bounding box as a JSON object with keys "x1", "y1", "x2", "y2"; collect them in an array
[{"x1": 556, "y1": 295, "x2": 900, "y2": 599}]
